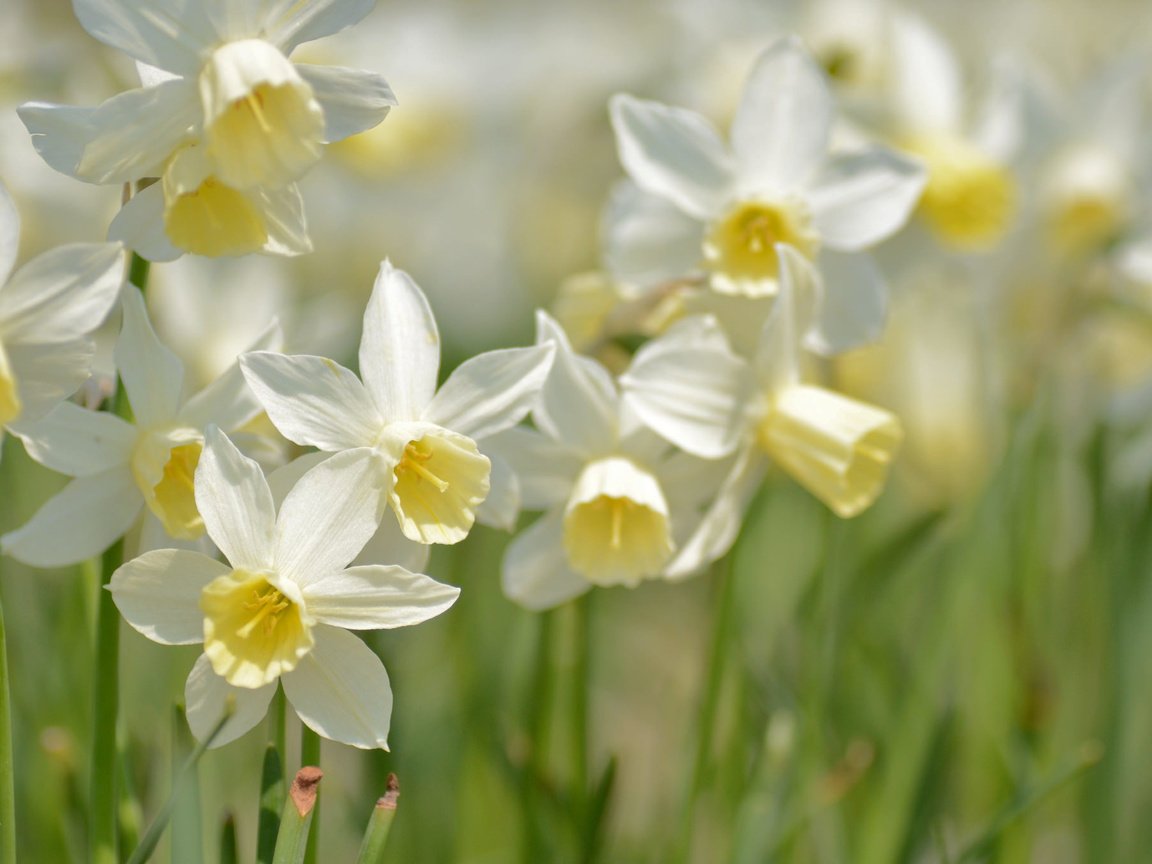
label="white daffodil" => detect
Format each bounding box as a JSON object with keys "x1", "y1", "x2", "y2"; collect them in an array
[
  {"x1": 622, "y1": 246, "x2": 902, "y2": 570},
  {"x1": 485, "y1": 311, "x2": 735, "y2": 610},
  {"x1": 111, "y1": 426, "x2": 458, "y2": 749},
  {"x1": 0, "y1": 181, "x2": 124, "y2": 445},
  {"x1": 19, "y1": 0, "x2": 395, "y2": 260},
  {"x1": 605, "y1": 36, "x2": 924, "y2": 354},
  {"x1": 3, "y1": 289, "x2": 278, "y2": 567},
  {"x1": 240, "y1": 261, "x2": 554, "y2": 546}
]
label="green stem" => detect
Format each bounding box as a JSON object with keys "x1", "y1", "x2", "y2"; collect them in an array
[
  {"x1": 674, "y1": 556, "x2": 737, "y2": 864},
  {"x1": 356, "y1": 774, "x2": 399, "y2": 864},
  {"x1": 273, "y1": 768, "x2": 322, "y2": 864},
  {"x1": 571, "y1": 594, "x2": 590, "y2": 835},
  {"x1": 0, "y1": 594, "x2": 15, "y2": 864},
  {"x1": 300, "y1": 725, "x2": 321, "y2": 864}
]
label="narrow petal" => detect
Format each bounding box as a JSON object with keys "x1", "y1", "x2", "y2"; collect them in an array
[
  {"x1": 282, "y1": 625, "x2": 392, "y2": 750},
  {"x1": 240, "y1": 351, "x2": 381, "y2": 450},
  {"x1": 275, "y1": 448, "x2": 389, "y2": 584},
  {"x1": 178, "y1": 320, "x2": 282, "y2": 432},
  {"x1": 1, "y1": 468, "x2": 141, "y2": 567},
  {"x1": 754, "y1": 245, "x2": 809, "y2": 393},
  {"x1": 804, "y1": 250, "x2": 887, "y2": 356},
  {"x1": 423, "y1": 344, "x2": 554, "y2": 441},
  {"x1": 297, "y1": 64, "x2": 396, "y2": 142},
  {"x1": 108, "y1": 184, "x2": 183, "y2": 263},
  {"x1": 890, "y1": 13, "x2": 962, "y2": 134},
  {"x1": 10, "y1": 402, "x2": 135, "y2": 477},
  {"x1": 264, "y1": 0, "x2": 376, "y2": 53},
  {"x1": 303, "y1": 565, "x2": 459, "y2": 630},
  {"x1": 186, "y1": 654, "x2": 277, "y2": 748},
  {"x1": 602, "y1": 180, "x2": 706, "y2": 286},
  {"x1": 475, "y1": 453, "x2": 520, "y2": 531},
  {"x1": 730, "y1": 37, "x2": 834, "y2": 193},
  {"x1": 620, "y1": 316, "x2": 750, "y2": 459},
  {"x1": 196, "y1": 426, "x2": 277, "y2": 572},
  {"x1": 502, "y1": 510, "x2": 591, "y2": 611},
  {"x1": 257, "y1": 183, "x2": 313, "y2": 257},
  {"x1": 808, "y1": 148, "x2": 926, "y2": 251},
  {"x1": 0, "y1": 243, "x2": 124, "y2": 343},
  {"x1": 481, "y1": 427, "x2": 582, "y2": 510},
  {"x1": 110, "y1": 549, "x2": 229, "y2": 644},
  {"x1": 533, "y1": 311, "x2": 619, "y2": 456},
  {"x1": 359, "y1": 261, "x2": 440, "y2": 421},
  {"x1": 3, "y1": 339, "x2": 96, "y2": 425},
  {"x1": 115, "y1": 287, "x2": 184, "y2": 427},
  {"x1": 73, "y1": 0, "x2": 214, "y2": 76},
  {"x1": 17, "y1": 103, "x2": 97, "y2": 184},
  {"x1": 609, "y1": 94, "x2": 735, "y2": 220},
  {"x1": 0, "y1": 183, "x2": 18, "y2": 286},
  {"x1": 266, "y1": 451, "x2": 330, "y2": 507},
  {"x1": 350, "y1": 511, "x2": 430, "y2": 573}
]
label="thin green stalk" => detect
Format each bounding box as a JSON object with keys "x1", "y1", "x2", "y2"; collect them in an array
[
  {"x1": 170, "y1": 707, "x2": 202, "y2": 864},
  {"x1": 219, "y1": 814, "x2": 239, "y2": 864},
  {"x1": 523, "y1": 610, "x2": 555, "y2": 862},
  {"x1": 300, "y1": 726, "x2": 321, "y2": 864},
  {"x1": 272, "y1": 768, "x2": 322, "y2": 864},
  {"x1": 674, "y1": 556, "x2": 737, "y2": 864},
  {"x1": 0, "y1": 594, "x2": 15, "y2": 864},
  {"x1": 356, "y1": 774, "x2": 399, "y2": 864},
  {"x1": 257, "y1": 743, "x2": 286, "y2": 864},
  {"x1": 571, "y1": 594, "x2": 590, "y2": 836},
  {"x1": 91, "y1": 250, "x2": 149, "y2": 864}
]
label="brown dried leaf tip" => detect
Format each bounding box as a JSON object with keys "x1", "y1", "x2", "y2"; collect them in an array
[
  {"x1": 378, "y1": 773, "x2": 400, "y2": 811},
  {"x1": 290, "y1": 766, "x2": 324, "y2": 817}
]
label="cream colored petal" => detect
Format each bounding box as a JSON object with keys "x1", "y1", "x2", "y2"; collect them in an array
[
  {"x1": 110, "y1": 549, "x2": 229, "y2": 645},
  {"x1": 185, "y1": 653, "x2": 277, "y2": 748}
]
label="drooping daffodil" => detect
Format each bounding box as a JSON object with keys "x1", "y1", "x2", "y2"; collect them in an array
[{"x1": 110, "y1": 425, "x2": 459, "y2": 749}]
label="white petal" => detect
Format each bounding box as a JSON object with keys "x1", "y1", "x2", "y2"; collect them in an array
[
  {"x1": 423, "y1": 344, "x2": 554, "y2": 440},
  {"x1": 474, "y1": 453, "x2": 520, "y2": 531},
  {"x1": 1, "y1": 468, "x2": 141, "y2": 567},
  {"x1": 110, "y1": 549, "x2": 228, "y2": 644},
  {"x1": 890, "y1": 13, "x2": 962, "y2": 134},
  {"x1": 275, "y1": 448, "x2": 388, "y2": 585},
  {"x1": 754, "y1": 245, "x2": 808, "y2": 393},
  {"x1": 178, "y1": 320, "x2": 282, "y2": 432},
  {"x1": 620, "y1": 316, "x2": 750, "y2": 459},
  {"x1": 602, "y1": 180, "x2": 706, "y2": 286},
  {"x1": 665, "y1": 446, "x2": 767, "y2": 580},
  {"x1": 297, "y1": 64, "x2": 396, "y2": 142},
  {"x1": 533, "y1": 311, "x2": 619, "y2": 456},
  {"x1": 0, "y1": 243, "x2": 124, "y2": 343},
  {"x1": 186, "y1": 654, "x2": 277, "y2": 748},
  {"x1": 501, "y1": 510, "x2": 590, "y2": 611},
  {"x1": 359, "y1": 261, "x2": 440, "y2": 421},
  {"x1": 303, "y1": 565, "x2": 458, "y2": 630},
  {"x1": 115, "y1": 287, "x2": 184, "y2": 426},
  {"x1": 256, "y1": 183, "x2": 313, "y2": 257},
  {"x1": 282, "y1": 625, "x2": 392, "y2": 750},
  {"x1": 0, "y1": 183, "x2": 19, "y2": 286},
  {"x1": 609, "y1": 93, "x2": 735, "y2": 220},
  {"x1": 17, "y1": 103, "x2": 97, "y2": 184},
  {"x1": 808, "y1": 148, "x2": 926, "y2": 251},
  {"x1": 804, "y1": 250, "x2": 888, "y2": 356},
  {"x1": 481, "y1": 427, "x2": 582, "y2": 510},
  {"x1": 264, "y1": 0, "x2": 376, "y2": 53},
  {"x1": 4, "y1": 339, "x2": 96, "y2": 425},
  {"x1": 731, "y1": 37, "x2": 834, "y2": 193},
  {"x1": 196, "y1": 426, "x2": 277, "y2": 572},
  {"x1": 350, "y1": 509, "x2": 430, "y2": 573},
  {"x1": 108, "y1": 184, "x2": 183, "y2": 263},
  {"x1": 10, "y1": 402, "x2": 134, "y2": 476},
  {"x1": 266, "y1": 450, "x2": 330, "y2": 508},
  {"x1": 239, "y1": 351, "x2": 381, "y2": 450},
  {"x1": 72, "y1": 0, "x2": 213, "y2": 76}
]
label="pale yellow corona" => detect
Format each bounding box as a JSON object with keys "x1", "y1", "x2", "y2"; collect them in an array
[
  {"x1": 162, "y1": 145, "x2": 267, "y2": 257},
  {"x1": 131, "y1": 429, "x2": 206, "y2": 540},
  {"x1": 758, "y1": 385, "x2": 902, "y2": 518},
  {"x1": 0, "y1": 341, "x2": 21, "y2": 427},
  {"x1": 201, "y1": 569, "x2": 313, "y2": 689},
  {"x1": 390, "y1": 431, "x2": 491, "y2": 545},
  {"x1": 703, "y1": 198, "x2": 820, "y2": 296},
  {"x1": 563, "y1": 457, "x2": 673, "y2": 585},
  {"x1": 903, "y1": 134, "x2": 1016, "y2": 251},
  {"x1": 1044, "y1": 147, "x2": 1130, "y2": 255}
]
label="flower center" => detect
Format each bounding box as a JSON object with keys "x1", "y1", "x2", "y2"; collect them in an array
[
  {"x1": 162, "y1": 145, "x2": 268, "y2": 257},
  {"x1": 0, "y1": 339, "x2": 21, "y2": 427},
  {"x1": 201, "y1": 570, "x2": 313, "y2": 689},
  {"x1": 757, "y1": 385, "x2": 902, "y2": 518},
  {"x1": 1044, "y1": 147, "x2": 1130, "y2": 256},
  {"x1": 131, "y1": 430, "x2": 205, "y2": 540},
  {"x1": 201, "y1": 39, "x2": 325, "y2": 190},
  {"x1": 390, "y1": 431, "x2": 491, "y2": 545},
  {"x1": 563, "y1": 457, "x2": 674, "y2": 586},
  {"x1": 903, "y1": 134, "x2": 1017, "y2": 251},
  {"x1": 703, "y1": 199, "x2": 820, "y2": 297}
]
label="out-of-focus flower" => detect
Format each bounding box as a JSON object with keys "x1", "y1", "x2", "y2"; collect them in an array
[
  {"x1": 486, "y1": 311, "x2": 731, "y2": 610},
  {"x1": 623, "y1": 246, "x2": 901, "y2": 571},
  {"x1": 240, "y1": 261, "x2": 554, "y2": 545},
  {"x1": 19, "y1": 0, "x2": 395, "y2": 260},
  {"x1": 2, "y1": 289, "x2": 277, "y2": 566},
  {"x1": 0, "y1": 182, "x2": 124, "y2": 442},
  {"x1": 110, "y1": 426, "x2": 458, "y2": 749},
  {"x1": 606, "y1": 36, "x2": 924, "y2": 354}
]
